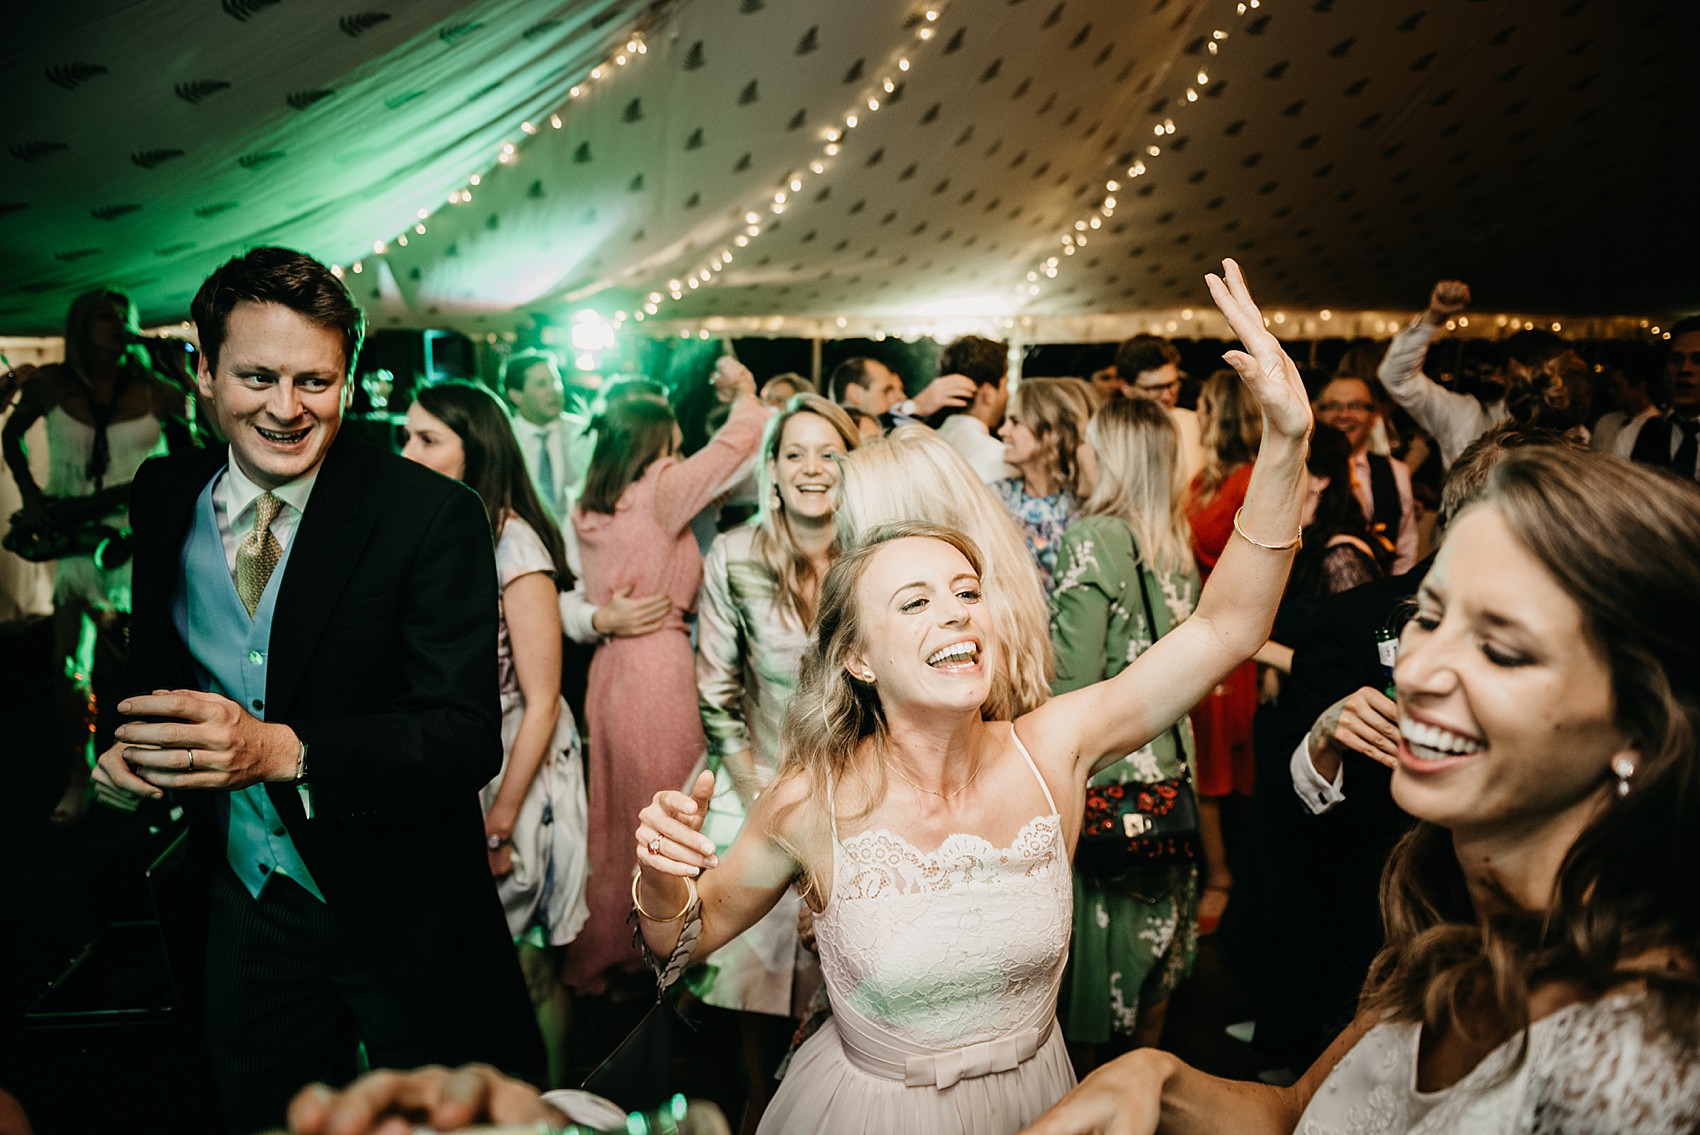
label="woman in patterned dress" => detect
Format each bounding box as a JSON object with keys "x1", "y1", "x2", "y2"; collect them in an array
[
  {"x1": 995, "y1": 377, "x2": 1101, "y2": 594},
  {"x1": 1050, "y1": 397, "x2": 1203, "y2": 1066}
]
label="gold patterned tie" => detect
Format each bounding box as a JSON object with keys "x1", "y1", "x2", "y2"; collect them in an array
[{"x1": 235, "y1": 492, "x2": 284, "y2": 618}]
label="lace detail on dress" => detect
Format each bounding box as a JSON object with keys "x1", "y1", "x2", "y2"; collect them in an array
[
  {"x1": 1298, "y1": 991, "x2": 1700, "y2": 1135},
  {"x1": 815, "y1": 811, "x2": 1071, "y2": 1051},
  {"x1": 835, "y1": 814, "x2": 1063, "y2": 899}
]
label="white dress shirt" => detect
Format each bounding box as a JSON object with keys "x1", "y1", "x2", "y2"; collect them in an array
[
  {"x1": 513, "y1": 412, "x2": 591, "y2": 513},
  {"x1": 1590, "y1": 405, "x2": 1659, "y2": 457},
  {"x1": 937, "y1": 414, "x2": 1014, "y2": 484},
  {"x1": 1290, "y1": 735, "x2": 1347, "y2": 814},
  {"x1": 213, "y1": 451, "x2": 320, "y2": 572}
]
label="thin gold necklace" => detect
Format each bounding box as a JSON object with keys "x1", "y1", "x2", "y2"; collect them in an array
[{"x1": 885, "y1": 750, "x2": 984, "y2": 801}]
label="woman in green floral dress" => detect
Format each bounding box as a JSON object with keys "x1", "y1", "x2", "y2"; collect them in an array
[{"x1": 1050, "y1": 397, "x2": 1203, "y2": 1063}]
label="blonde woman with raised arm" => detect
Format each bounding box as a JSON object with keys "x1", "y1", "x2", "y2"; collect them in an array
[
  {"x1": 630, "y1": 260, "x2": 1309, "y2": 1135},
  {"x1": 279, "y1": 260, "x2": 1313, "y2": 1135}
]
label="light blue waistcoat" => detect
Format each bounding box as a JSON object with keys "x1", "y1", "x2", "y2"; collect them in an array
[{"x1": 173, "y1": 471, "x2": 325, "y2": 902}]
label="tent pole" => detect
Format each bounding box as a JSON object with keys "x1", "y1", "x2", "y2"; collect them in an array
[{"x1": 810, "y1": 337, "x2": 822, "y2": 383}]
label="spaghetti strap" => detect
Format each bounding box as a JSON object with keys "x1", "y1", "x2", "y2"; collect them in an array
[{"x1": 1007, "y1": 724, "x2": 1058, "y2": 816}]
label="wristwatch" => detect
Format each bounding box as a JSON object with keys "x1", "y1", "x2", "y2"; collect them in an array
[{"x1": 487, "y1": 833, "x2": 511, "y2": 850}]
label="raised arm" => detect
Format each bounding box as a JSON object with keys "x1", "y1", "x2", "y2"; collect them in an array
[
  {"x1": 651, "y1": 363, "x2": 770, "y2": 534},
  {"x1": 1024, "y1": 259, "x2": 1310, "y2": 776}
]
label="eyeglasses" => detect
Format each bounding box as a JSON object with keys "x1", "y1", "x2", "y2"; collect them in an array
[
  {"x1": 1317, "y1": 400, "x2": 1376, "y2": 414},
  {"x1": 1134, "y1": 379, "x2": 1180, "y2": 393}
]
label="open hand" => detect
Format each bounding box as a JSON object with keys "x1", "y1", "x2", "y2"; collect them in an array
[
  {"x1": 105, "y1": 689, "x2": 297, "y2": 792},
  {"x1": 286, "y1": 1064, "x2": 562, "y2": 1134},
  {"x1": 1204, "y1": 258, "x2": 1311, "y2": 443}
]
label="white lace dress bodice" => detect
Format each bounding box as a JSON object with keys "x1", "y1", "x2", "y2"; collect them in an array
[
  {"x1": 755, "y1": 726, "x2": 1077, "y2": 1135},
  {"x1": 815, "y1": 813, "x2": 1072, "y2": 1051},
  {"x1": 1297, "y1": 991, "x2": 1700, "y2": 1135}
]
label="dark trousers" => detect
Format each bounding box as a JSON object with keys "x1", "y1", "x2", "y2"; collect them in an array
[{"x1": 204, "y1": 868, "x2": 431, "y2": 1135}]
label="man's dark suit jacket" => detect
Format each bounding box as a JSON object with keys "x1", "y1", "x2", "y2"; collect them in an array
[
  {"x1": 1250, "y1": 560, "x2": 1430, "y2": 1069},
  {"x1": 116, "y1": 434, "x2": 540, "y2": 1077}
]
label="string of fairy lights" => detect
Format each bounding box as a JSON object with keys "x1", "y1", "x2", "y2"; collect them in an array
[
  {"x1": 1011, "y1": 0, "x2": 1256, "y2": 311},
  {"x1": 306, "y1": 1, "x2": 1682, "y2": 350},
  {"x1": 327, "y1": 13, "x2": 662, "y2": 284},
  {"x1": 328, "y1": 2, "x2": 959, "y2": 343},
  {"x1": 622, "y1": 3, "x2": 956, "y2": 336}
]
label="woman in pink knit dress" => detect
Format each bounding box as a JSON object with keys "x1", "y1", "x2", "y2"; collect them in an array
[{"x1": 564, "y1": 361, "x2": 769, "y2": 993}]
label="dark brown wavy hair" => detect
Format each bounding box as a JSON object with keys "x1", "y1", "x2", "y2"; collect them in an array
[{"x1": 1361, "y1": 448, "x2": 1700, "y2": 1053}]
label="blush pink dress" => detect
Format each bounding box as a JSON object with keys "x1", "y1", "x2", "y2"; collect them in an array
[{"x1": 563, "y1": 397, "x2": 767, "y2": 994}]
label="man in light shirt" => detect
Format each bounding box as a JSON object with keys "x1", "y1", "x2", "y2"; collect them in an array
[
  {"x1": 503, "y1": 351, "x2": 590, "y2": 517},
  {"x1": 932, "y1": 335, "x2": 1014, "y2": 484}
]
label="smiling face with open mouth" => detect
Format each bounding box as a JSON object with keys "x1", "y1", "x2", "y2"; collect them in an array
[
  {"x1": 851, "y1": 535, "x2": 994, "y2": 714},
  {"x1": 771, "y1": 411, "x2": 848, "y2": 521},
  {"x1": 198, "y1": 300, "x2": 348, "y2": 490},
  {"x1": 1390, "y1": 504, "x2": 1636, "y2": 847}
]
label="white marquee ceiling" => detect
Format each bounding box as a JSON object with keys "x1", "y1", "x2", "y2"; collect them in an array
[{"x1": 8, "y1": 0, "x2": 1695, "y2": 341}]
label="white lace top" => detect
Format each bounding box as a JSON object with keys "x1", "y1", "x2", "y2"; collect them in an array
[
  {"x1": 812, "y1": 727, "x2": 1073, "y2": 1051},
  {"x1": 1297, "y1": 991, "x2": 1700, "y2": 1135}
]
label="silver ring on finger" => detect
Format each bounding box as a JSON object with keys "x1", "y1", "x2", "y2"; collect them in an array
[
  {"x1": 186, "y1": 749, "x2": 196, "y2": 772},
  {"x1": 647, "y1": 836, "x2": 662, "y2": 856}
]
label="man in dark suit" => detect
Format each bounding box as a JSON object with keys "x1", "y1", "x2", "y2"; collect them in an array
[
  {"x1": 92, "y1": 247, "x2": 540, "y2": 1133},
  {"x1": 1628, "y1": 315, "x2": 1700, "y2": 482}
]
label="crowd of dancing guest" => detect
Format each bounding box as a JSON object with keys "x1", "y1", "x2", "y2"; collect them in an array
[{"x1": 6, "y1": 249, "x2": 1697, "y2": 1135}]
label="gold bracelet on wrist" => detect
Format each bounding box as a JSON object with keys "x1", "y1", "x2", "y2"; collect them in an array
[
  {"x1": 632, "y1": 871, "x2": 698, "y2": 923},
  {"x1": 1232, "y1": 506, "x2": 1302, "y2": 551}
]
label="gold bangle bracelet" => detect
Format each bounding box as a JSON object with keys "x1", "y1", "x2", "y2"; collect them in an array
[
  {"x1": 1232, "y1": 506, "x2": 1303, "y2": 551},
  {"x1": 632, "y1": 871, "x2": 698, "y2": 923}
]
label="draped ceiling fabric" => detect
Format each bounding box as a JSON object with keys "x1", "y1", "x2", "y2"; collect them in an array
[{"x1": 7, "y1": 0, "x2": 1695, "y2": 343}]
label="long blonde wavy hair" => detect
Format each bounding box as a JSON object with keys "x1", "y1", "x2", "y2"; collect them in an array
[
  {"x1": 750, "y1": 394, "x2": 860, "y2": 628},
  {"x1": 835, "y1": 426, "x2": 1053, "y2": 719},
  {"x1": 774, "y1": 521, "x2": 988, "y2": 854},
  {"x1": 1081, "y1": 397, "x2": 1194, "y2": 578}
]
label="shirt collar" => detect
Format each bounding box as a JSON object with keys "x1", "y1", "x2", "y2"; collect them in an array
[{"x1": 223, "y1": 447, "x2": 320, "y2": 522}]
